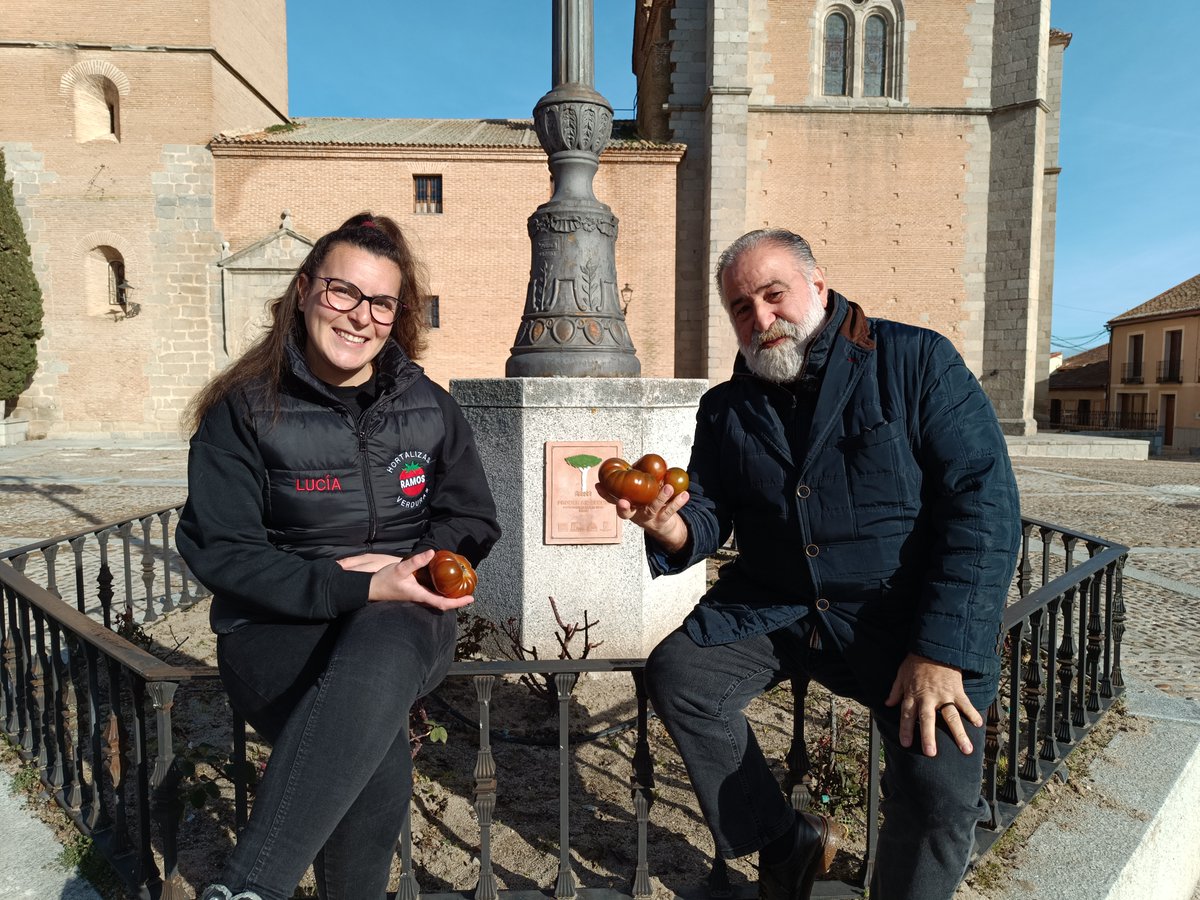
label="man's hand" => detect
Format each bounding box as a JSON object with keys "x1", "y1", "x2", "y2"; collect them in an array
[
  {"x1": 595, "y1": 480, "x2": 691, "y2": 555},
  {"x1": 885, "y1": 653, "x2": 982, "y2": 757}
]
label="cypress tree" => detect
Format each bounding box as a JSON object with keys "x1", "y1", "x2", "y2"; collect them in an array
[{"x1": 0, "y1": 149, "x2": 44, "y2": 413}]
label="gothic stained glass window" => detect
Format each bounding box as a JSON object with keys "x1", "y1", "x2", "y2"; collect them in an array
[
  {"x1": 864, "y1": 14, "x2": 888, "y2": 97},
  {"x1": 824, "y1": 13, "x2": 848, "y2": 96}
]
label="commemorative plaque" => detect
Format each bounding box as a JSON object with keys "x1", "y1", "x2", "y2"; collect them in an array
[{"x1": 544, "y1": 441, "x2": 621, "y2": 545}]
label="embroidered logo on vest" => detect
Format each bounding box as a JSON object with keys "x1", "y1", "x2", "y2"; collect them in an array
[
  {"x1": 294, "y1": 474, "x2": 343, "y2": 493},
  {"x1": 387, "y1": 451, "x2": 433, "y2": 509}
]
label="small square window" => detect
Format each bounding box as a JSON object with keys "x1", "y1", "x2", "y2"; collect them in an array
[
  {"x1": 414, "y1": 175, "x2": 443, "y2": 214},
  {"x1": 426, "y1": 296, "x2": 440, "y2": 329}
]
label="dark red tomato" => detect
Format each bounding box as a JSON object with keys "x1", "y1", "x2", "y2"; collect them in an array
[
  {"x1": 423, "y1": 550, "x2": 478, "y2": 599},
  {"x1": 598, "y1": 457, "x2": 630, "y2": 484},
  {"x1": 664, "y1": 467, "x2": 690, "y2": 496},
  {"x1": 599, "y1": 455, "x2": 670, "y2": 506},
  {"x1": 633, "y1": 453, "x2": 667, "y2": 483}
]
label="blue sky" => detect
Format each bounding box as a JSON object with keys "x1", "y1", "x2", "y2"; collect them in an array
[{"x1": 287, "y1": 1, "x2": 1199, "y2": 357}]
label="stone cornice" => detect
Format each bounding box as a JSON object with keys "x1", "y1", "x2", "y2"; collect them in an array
[
  {"x1": 666, "y1": 98, "x2": 1051, "y2": 116},
  {"x1": 209, "y1": 143, "x2": 684, "y2": 164}
]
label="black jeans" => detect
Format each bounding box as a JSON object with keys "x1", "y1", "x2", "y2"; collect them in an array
[
  {"x1": 646, "y1": 621, "x2": 990, "y2": 900},
  {"x1": 214, "y1": 601, "x2": 457, "y2": 900}
]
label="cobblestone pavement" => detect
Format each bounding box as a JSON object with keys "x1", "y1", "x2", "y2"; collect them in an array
[
  {"x1": 1010, "y1": 457, "x2": 1200, "y2": 701},
  {"x1": 2, "y1": 441, "x2": 1198, "y2": 699}
]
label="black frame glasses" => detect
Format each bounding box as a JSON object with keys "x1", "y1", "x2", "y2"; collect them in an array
[{"x1": 314, "y1": 276, "x2": 406, "y2": 325}]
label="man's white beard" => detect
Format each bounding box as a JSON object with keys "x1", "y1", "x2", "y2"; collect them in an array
[{"x1": 742, "y1": 287, "x2": 827, "y2": 383}]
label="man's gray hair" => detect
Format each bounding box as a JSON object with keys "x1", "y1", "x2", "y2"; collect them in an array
[{"x1": 715, "y1": 229, "x2": 818, "y2": 302}]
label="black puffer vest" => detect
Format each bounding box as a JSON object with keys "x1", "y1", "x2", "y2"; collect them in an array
[{"x1": 246, "y1": 340, "x2": 447, "y2": 559}]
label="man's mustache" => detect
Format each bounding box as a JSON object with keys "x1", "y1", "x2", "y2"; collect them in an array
[{"x1": 752, "y1": 320, "x2": 798, "y2": 350}]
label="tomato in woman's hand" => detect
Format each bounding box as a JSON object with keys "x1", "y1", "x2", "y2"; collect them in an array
[
  {"x1": 420, "y1": 550, "x2": 478, "y2": 599},
  {"x1": 664, "y1": 467, "x2": 690, "y2": 496}
]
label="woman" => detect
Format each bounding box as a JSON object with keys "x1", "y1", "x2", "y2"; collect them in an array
[{"x1": 178, "y1": 212, "x2": 500, "y2": 900}]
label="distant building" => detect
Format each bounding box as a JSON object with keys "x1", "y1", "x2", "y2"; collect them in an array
[
  {"x1": 3, "y1": 1, "x2": 1065, "y2": 438},
  {"x1": 1047, "y1": 344, "x2": 1108, "y2": 429},
  {"x1": 1107, "y1": 274, "x2": 1200, "y2": 452}
]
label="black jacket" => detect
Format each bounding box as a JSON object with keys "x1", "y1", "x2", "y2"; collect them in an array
[
  {"x1": 178, "y1": 339, "x2": 500, "y2": 633},
  {"x1": 649, "y1": 293, "x2": 1019, "y2": 703}
]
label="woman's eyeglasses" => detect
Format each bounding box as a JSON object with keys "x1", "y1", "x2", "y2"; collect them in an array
[{"x1": 315, "y1": 277, "x2": 406, "y2": 325}]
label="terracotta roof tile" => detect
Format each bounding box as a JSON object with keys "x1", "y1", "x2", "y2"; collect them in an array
[
  {"x1": 214, "y1": 117, "x2": 683, "y2": 151},
  {"x1": 1059, "y1": 344, "x2": 1108, "y2": 368},
  {"x1": 1049, "y1": 344, "x2": 1109, "y2": 391},
  {"x1": 1107, "y1": 273, "x2": 1200, "y2": 325}
]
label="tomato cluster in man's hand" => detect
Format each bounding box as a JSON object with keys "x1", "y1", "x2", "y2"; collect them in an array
[
  {"x1": 418, "y1": 550, "x2": 478, "y2": 599},
  {"x1": 598, "y1": 453, "x2": 689, "y2": 506}
]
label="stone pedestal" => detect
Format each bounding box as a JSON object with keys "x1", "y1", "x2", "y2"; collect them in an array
[
  {"x1": 0, "y1": 416, "x2": 29, "y2": 446},
  {"x1": 452, "y1": 377, "x2": 708, "y2": 659}
]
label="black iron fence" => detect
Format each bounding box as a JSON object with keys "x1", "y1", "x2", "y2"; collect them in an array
[
  {"x1": 1050, "y1": 410, "x2": 1157, "y2": 432},
  {"x1": 0, "y1": 508, "x2": 1128, "y2": 899},
  {"x1": 0, "y1": 509, "x2": 217, "y2": 900}
]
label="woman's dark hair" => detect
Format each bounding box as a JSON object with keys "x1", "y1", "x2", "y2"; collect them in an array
[{"x1": 184, "y1": 212, "x2": 430, "y2": 433}]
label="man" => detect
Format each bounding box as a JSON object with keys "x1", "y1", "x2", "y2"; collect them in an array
[{"x1": 600, "y1": 230, "x2": 1020, "y2": 900}]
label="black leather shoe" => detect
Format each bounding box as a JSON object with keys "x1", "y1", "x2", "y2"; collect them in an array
[{"x1": 758, "y1": 813, "x2": 846, "y2": 900}]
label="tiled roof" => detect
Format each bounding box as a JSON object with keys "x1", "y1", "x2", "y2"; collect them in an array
[
  {"x1": 1108, "y1": 273, "x2": 1200, "y2": 325},
  {"x1": 1049, "y1": 344, "x2": 1109, "y2": 391},
  {"x1": 213, "y1": 117, "x2": 683, "y2": 151}
]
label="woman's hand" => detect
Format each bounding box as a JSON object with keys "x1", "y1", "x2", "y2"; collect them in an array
[
  {"x1": 361, "y1": 549, "x2": 475, "y2": 611},
  {"x1": 596, "y1": 480, "x2": 691, "y2": 556},
  {"x1": 337, "y1": 552, "x2": 406, "y2": 574}
]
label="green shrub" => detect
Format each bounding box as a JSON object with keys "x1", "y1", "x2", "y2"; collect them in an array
[{"x1": 0, "y1": 149, "x2": 44, "y2": 412}]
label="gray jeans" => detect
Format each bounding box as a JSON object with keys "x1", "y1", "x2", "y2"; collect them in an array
[
  {"x1": 646, "y1": 622, "x2": 989, "y2": 900},
  {"x1": 215, "y1": 601, "x2": 457, "y2": 900}
]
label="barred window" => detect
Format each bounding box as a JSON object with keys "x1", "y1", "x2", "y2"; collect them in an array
[
  {"x1": 414, "y1": 175, "x2": 443, "y2": 215},
  {"x1": 823, "y1": 13, "x2": 849, "y2": 96},
  {"x1": 426, "y1": 296, "x2": 440, "y2": 329},
  {"x1": 863, "y1": 15, "x2": 888, "y2": 97},
  {"x1": 108, "y1": 259, "x2": 126, "y2": 308}
]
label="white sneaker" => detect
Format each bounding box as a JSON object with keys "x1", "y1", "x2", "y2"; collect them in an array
[{"x1": 199, "y1": 886, "x2": 264, "y2": 900}]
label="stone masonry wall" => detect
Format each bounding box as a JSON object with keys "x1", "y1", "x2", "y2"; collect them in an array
[
  {"x1": 729, "y1": 1, "x2": 1003, "y2": 372},
  {"x1": 702, "y1": 0, "x2": 753, "y2": 382},
  {"x1": 756, "y1": 113, "x2": 977, "y2": 352},
  {"x1": 1034, "y1": 34, "x2": 1067, "y2": 423},
  {"x1": 667, "y1": 0, "x2": 710, "y2": 379},
  {"x1": 982, "y1": 0, "x2": 1050, "y2": 434},
  {"x1": 210, "y1": 0, "x2": 288, "y2": 118},
  {"x1": 0, "y1": 32, "x2": 282, "y2": 436}
]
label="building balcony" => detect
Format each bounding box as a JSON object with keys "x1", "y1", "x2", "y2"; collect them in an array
[{"x1": 1156, "y1": 359, "x2": 1184, "y2": 384}]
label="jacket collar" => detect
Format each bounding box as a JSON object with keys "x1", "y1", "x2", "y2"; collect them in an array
[
  {"x1": 727, "y1": 290, "x2": 877, "y2": 473},
  {"x1": 730, "y1": 289, "x2": 870, "y2": 384},
  {"x1": 284, "y1": 336, "x2": 423, "y2": 405}
]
